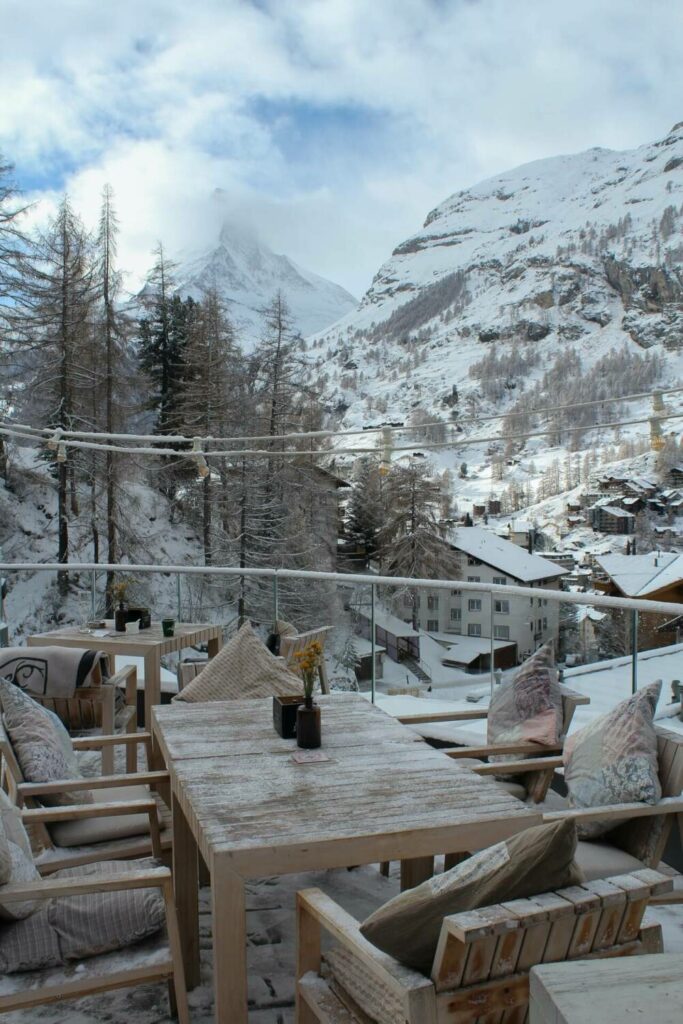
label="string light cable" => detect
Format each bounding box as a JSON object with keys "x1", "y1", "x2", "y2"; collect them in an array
[
  {"x1": 0, "y1": 410, "x2": 680, "y2": 463},
  {"x1": 1, "y1": 384, "x2": 682, "y2": 449}
]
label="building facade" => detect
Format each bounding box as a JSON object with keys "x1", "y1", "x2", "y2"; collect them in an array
[{"x1": 404, "y1": 527, "x2": 567, "y2": 662}]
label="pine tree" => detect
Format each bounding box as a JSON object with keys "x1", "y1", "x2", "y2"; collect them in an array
[
  {"x1": 10, "y1": 197, "x2": 96, "y2": 592},
  {"x1": 378, "y1": 460, "x2": 460, "y2": 627},
  {"x1": 346, "y1": 457, "x2": 383, "y2": 564}
]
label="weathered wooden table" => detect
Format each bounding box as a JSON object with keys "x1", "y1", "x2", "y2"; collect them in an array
[
  {"x1": 28, "y1": 622, "x2": 222, "y2": 728},
  {"x1": 152, "y1": 692, "x2": 543, "y2": 1023},
  {"x1": 529, "y1": 954, "x2": 683, "y2": 1024}
]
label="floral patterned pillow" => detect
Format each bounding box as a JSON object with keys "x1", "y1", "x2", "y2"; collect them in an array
[
  {"x1": 0, "y1": 679, "x2": 93, "y2": 808},
  {"x1": 564, "y1": 681, "x2": 662, "y2": 839},
  {"x1": 487, "y1": 643, "x2": 562, "y2": 757}
]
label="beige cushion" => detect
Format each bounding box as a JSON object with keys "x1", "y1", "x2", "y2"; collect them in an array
[
  {"x1": 173, "y1": 621, "x2": 301, "y2": 704},
  {"x1": 360, "y1": 818, "x2": 582, "y2": 974},
  {"x1": 0, "y1": 858, "x2": 164, "y2": 973},
  {"x1": 495, "y1": 780, "x2": 527, "y2": 800},
  {"x1": 488, "y1": 643, "x2": 562, "y2": 759},
  {"x1": 575, "y1": 840, "x2": 645, "y2": 882},
  {"x1": 0, "y1": 679, "x2": 93, "y2": 807},
  {"x1": 564, "y1": 681, "x2": 662, "y2": 839},
  {"x1": 50, "y1": 785, "x2": 156, "y2": 848},
  {"x1": 0, "y1": 790, "x2": 41, "y2": 921}
]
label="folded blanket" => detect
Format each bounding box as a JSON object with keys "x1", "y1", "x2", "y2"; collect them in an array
[{"x1": 0, "y1": 647, "x2": 110, "y2": 699}]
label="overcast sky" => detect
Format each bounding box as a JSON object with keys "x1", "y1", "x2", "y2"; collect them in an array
[{"x1": 2, "y1": 0, "x2": 682, "y2": 298}]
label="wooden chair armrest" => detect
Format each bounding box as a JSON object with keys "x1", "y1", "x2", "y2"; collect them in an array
[
  {"x1": 72, "y1": 731, "x2": 153, "y2": 750},
  {"x1": 22, "y1": 798, "x2": 158, "y2": 824},
  {"x1": 543, "y1": 796, "x2": 683, "y2": 825},
  {"x1": 398, "y1": 709, "x2": 489, "y2": 724},
  {"x1": 558, "y1": 685, "x2": 590, "y2": 705},
  {"x1": 0, "y1": 866, "x2": 171, "y2": 904},
  {"x1": 17, "y1": 769, "x2": 168, "y2": 799},
  {"x1": 297, "y1": 888, "x2": 433, "y2": 996},
  {"x1": 473, "y1": 756, "x2": 563, "y2": 776},
  {"x1": 445, "y1": 743, "x2": 563, "y2": 760}
]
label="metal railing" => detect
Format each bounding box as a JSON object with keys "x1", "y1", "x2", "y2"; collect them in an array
[{"x1": 2, "y1": 560, "x2": 683, "y2": 702}]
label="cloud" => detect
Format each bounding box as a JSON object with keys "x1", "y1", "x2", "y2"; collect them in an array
[{"x1": 2, "y1": 0, "x2": 683, "y2": 299}]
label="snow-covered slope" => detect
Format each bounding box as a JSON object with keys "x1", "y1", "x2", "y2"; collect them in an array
[
  {"x1": 177, "y1": 219, "x2": 357, "y2": 345},
  {"x1": 314, "y1": 122, "x2": 683, "y2": 435}
]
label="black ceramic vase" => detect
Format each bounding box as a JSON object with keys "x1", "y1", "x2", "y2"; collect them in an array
[{"x1": 296, "y1": 697, "x2": 321, "y2": 749}]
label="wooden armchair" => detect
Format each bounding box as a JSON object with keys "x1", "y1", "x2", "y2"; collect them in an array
[
  {"x1": 0, "y1": 854, "x2": 188, "y2": 1021},
  {"x1": 398, "y1": 685, "x2": 590, "y2": 804},
  {"x1": 296, "y1": 869, "x2": 671, "y2": 1024},
  {"x1": 280, "y1": 626, "x2": 332, "y2": 695},
  {"x1": 0, "y1": 722, "x2": 172, "y2": 874},
  {"x1": 30, "y1": 663, "x2": 138, "y2": 775}
]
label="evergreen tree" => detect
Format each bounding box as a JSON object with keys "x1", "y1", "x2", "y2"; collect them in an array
[
  {"x1": 378, "y1": 460, "x2": 460, "y2": 627},
  {"x1": 10, "y1": 197, "x2": 96, "y2": 592},
  {"x1": 346, "y1": 457, "x2": 383, "y2": 564}
]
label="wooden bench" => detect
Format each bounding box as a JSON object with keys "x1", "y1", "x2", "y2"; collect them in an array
[{"x1": 296, "y1": 869, "x2": 672, "y2": 1024}]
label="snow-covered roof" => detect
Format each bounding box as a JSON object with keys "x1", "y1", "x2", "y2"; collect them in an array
[
  {"x1": 594, "y1": 505, "x2": 635, "y2": 519},
  {"x1": 450, "y1": 527, "x2": 567, "y2": 583},
  {"x1": 595, "y1": 551, "x2": 683, "y2": 597},
  {"x1": 356, "y1": 608, "x2": 419, "y2": 638},
  {"x1": 440, "y1": 635, "x2": 516, "y2": 666}
]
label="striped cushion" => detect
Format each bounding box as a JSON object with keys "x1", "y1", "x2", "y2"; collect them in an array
[
  {"x1": 0, "y1": 858, "x2": 164, "y2": 973},
  {"x1": 173, "y1": 621, "x2": 301, "y2": 703}
]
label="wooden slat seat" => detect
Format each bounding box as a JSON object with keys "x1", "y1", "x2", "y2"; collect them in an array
[{"x1": 296, "y1": 869, "x2": 672, "y2": 1024}]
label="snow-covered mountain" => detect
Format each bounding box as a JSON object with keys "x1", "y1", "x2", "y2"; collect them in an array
[
  {"x1": 177, "y1": 219, "x2": 357, "y2": 345},
  {"x1": 314, "y1": 122, "x2": 683, "y2": 437}
]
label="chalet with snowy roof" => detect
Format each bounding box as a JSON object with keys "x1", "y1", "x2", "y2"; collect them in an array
[
  {"x1": 410, "y1": 527, "x2": 567, "y2": 664},
  {"x1": 669, "y1": 465, "x2": 683, "y2": 487},
  {"x1": 589, "y1": 503, "x2": 635, "y2": 535},
  {"x1": 593, "y1": 550, "x2": 683, "y2": 651}
]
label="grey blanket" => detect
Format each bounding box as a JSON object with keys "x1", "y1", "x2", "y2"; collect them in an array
[{"x1": 0, "y1": 646, "x2": 110, "y2": 698}]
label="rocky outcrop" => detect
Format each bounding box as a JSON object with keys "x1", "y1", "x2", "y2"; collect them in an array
[{"x1": 604, "y1": 257, "x2": 683, "y2": 311}]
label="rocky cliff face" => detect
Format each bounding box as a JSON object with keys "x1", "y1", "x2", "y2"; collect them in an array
[{"x1": 312, "y1": 123, "x2": 683, "y2": 431}]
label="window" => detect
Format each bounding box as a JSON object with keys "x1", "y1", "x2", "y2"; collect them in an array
[
  {"x1": 537, "y1": 598, "x2": 543, "y2": 607},
  {"x1": 403, "y1": 594, "x2": 412, "y2": 607},
  {"x1": 494, "y1": 625, "x2": 510, "y2": 640},
  {"x1": 467, "y1": 575, "x2": 480, "y2": 583},
  {"x1": 543, "y1": 599, "x2": 548, "y2": 606},
  {"x1": 450, "y1": 608, "x2": 461, "y2": 621},
  {"x1": 468, "y1": 623, "x2": 482, "y2": 637},
  {"x1": 427, "y1": 595, "x2": 439, "y2": 610},
  {"x1": 427, "y1": 619, "x2": 439, "y2": 632},
  {"x1": 415, "y1": 595, "x2": 421, "y2": 608},
  {"x1": 494, "y1": 599, "x2": 510, "y2": 614},
  {"x1": 467, "y1": 556, "x2": 481, "y2": 566},
  {"x1": 543, "y1": 617, "x2": 548, "y2": 629},
  {"x1": 468, "y1": 598, "x2": 482, "y2": 611},
  {"x1": 451, "y1": 588, "x2": 461, "y2": 596},
  {"x1": 537, "y1": 619, "x2": 542, "y2": 631},
  {"x1": 492, "y1": 576, "x2": 507, "y2": 586}
]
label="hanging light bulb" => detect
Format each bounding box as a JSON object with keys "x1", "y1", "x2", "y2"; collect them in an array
[
  {"x1": 379, "y1": 426, "x2": 393, "y2": 476},
  {"x1": 649, "y1": 416, "x2": 665, "y2": 452},
  {"x1": 47, "y1": 429, "x2": 62, "y2": 451},
  {"x1": 192, "y1": 437, "x2": 210, "y2": 478},
  {"x1": 56, "y1": 442, "x2": 67, "y2": 463}
]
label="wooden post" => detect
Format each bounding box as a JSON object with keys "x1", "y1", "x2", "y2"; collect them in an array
[
  {"x1": 212, "y1": 866, "x2": 248, "y2": 1023},
  {"x1": 296, "y1": 892, "x2": 322, "y2": 1024}
]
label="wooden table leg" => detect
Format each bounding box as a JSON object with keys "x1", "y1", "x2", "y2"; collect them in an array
[
  {"x1": 172, "y1": 792, "x2": 200, "y2": 990},
  {"x1": 143, "y1": 648, "x2": 161, "y2": 730},
  {"x1": 212, "y1": 865, "x2": 248, "y2": 1023},
  {"x1": 400, "y1": 856, "x2": 434, "y2": 891}
]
